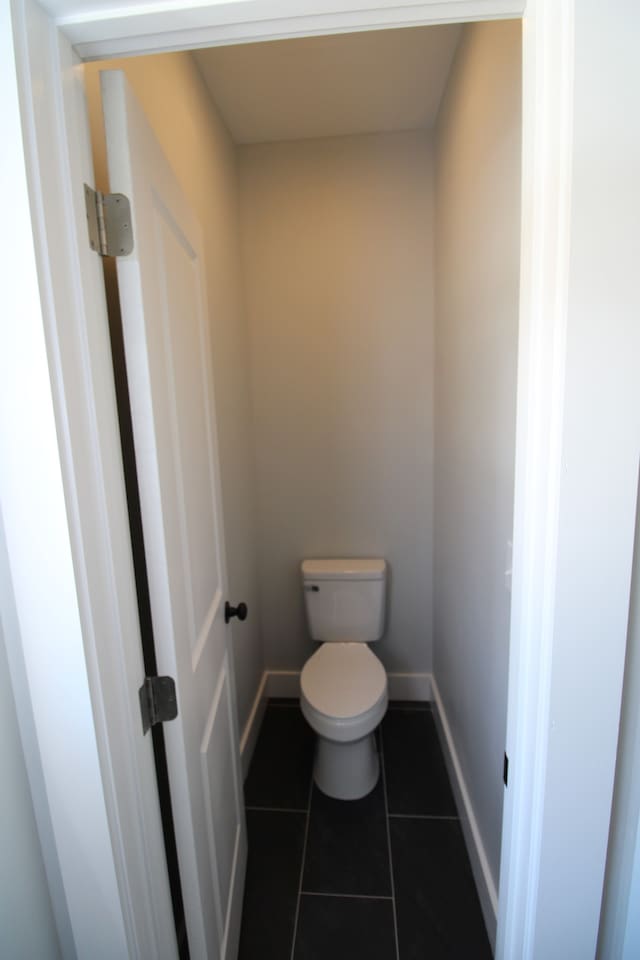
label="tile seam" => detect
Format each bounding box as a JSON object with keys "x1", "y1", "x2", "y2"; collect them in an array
[
  {"x1": 288, "y1": 767, "x2": 314, "y2": 960},
  {"x1": 388, "y1": 703, "x2": 433, "y2": 713},
  {"x1": 300, "y1": 891, "x2": 393, "y2": 901},
  {"x1": 388, "y1": 813, "x2": 459, "y2": 821},
  {"x1": 380, "y1": 729, "x2": 401, "y2": 960}
]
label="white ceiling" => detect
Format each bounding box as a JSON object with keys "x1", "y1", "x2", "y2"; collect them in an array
[{"x1": 193, "y1": 25, "x2": 462, "y2": 144}]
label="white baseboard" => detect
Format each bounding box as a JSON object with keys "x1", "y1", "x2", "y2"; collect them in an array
[
  {"x1": 239, "y1": 669, "x2": 433, "y2": 779},
  {"x1": 239, "y1": 670, "x2": 300, "y2": 778},
  {"x1": 263, "y1": 669, "x2": 433, "y2": 703},
  {"x1": 265, "y1": 670, "x2": 301, "y2": 698},
  {"x1": 431, "y1": 676, "x2": 498, "y2": 952},
  {"x1": 239, "y1": 671, "x2": 268, "y2": 780},
  {"x1": 387, "y1": 671, "x2": 432, "y2": 701}
]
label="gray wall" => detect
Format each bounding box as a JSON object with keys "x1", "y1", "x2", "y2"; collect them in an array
[
  {"x1": 239, "y1": 132, "x2": 434, "y2": 672},
  {"x1": 433, "y1": 19, "x2": 521, "y2": 888}
]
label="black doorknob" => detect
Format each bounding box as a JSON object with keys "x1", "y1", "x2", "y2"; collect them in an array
[{"x1": 225, "y1": 601, "x2": 248, "y2": 624}]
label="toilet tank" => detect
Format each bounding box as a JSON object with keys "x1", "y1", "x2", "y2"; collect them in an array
[{"x1": 301, "y1": 558, "x2": 387, "y2": 643}]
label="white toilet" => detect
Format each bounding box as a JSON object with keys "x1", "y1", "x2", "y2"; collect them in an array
[{"x1": 300, "y1": 558, "x2": 388, "y2": 800}]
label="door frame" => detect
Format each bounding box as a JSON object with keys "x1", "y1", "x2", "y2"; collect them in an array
[{"x1": 4, "y1": 0, "x2": 625, "y2": 958}]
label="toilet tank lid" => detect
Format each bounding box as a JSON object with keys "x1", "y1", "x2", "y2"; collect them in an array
[{"x1": 301, "y1": 558, "x2": 386, "y2": 581}]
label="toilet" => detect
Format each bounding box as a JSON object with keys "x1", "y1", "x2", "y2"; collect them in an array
[{"x1": 300, "y1": 558, "x2": 388, "y2": 800}]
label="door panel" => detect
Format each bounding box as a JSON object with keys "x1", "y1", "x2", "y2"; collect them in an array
[
  {"x1": 201, "y1": 652, "x2": 244, "y2": 955},
  {"x1": 101, "y1": 69, "x2": 246, "y2": 960}
]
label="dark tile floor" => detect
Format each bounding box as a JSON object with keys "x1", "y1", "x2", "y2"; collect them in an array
[{"x1": 239, "y1": 699, "x2": 492, "y2": 960}]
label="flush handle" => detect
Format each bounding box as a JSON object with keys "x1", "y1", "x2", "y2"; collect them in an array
[{"x1": 225, "y1": 601, "x2": 248, "y2": 624}]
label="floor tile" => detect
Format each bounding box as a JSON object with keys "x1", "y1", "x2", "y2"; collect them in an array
[
  {"x1": 238, "y1": 810, "x2": 306, "y2": 960},
  {"x1": 302, "y1": 780, "x2": 391, "y2": 896},
  {"x1": 390, "y1": 817, "x2": 492, "y2": 960},
  {"x1": 382, "y1": 709, "x2": 457, "y2": 816},
  {"x1": 293, "y1": 894, "x2": 396, "y2": 960},
  {"x1": 244, "y1": 705, "x2": 313, "y2": 810}
]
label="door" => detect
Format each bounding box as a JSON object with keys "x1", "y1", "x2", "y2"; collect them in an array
[{"x1": 101, "y1": 69, "x2": 246, "y2": 960}]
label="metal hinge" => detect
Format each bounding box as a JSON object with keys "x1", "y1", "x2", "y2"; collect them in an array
[
  {"x1": 138, "y1": 676, "x2": 178, "y2": 735},
  {"x1": 84, "y1": 183, "x2": 134, "y2": 257}
]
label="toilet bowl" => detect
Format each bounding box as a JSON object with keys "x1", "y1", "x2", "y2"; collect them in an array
[
  {"x1": 301, "y1": 641, "x2": 388, "y2": 800},
  {"x1": 300, "y1": 558, "x2": 388, "y2": 800}
]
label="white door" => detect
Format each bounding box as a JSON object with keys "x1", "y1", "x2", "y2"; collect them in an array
[{"x1": 101, "y1": 70, "x2": 247, "y2": 960}]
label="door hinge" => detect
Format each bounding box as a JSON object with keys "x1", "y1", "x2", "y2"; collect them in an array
[
  {"x1": 504, "y1": 752, "x2": 509, "y2": 787},
  {"x1": 84, "y1": 183, "x2": 134, "y2": 257},
  {"x1": 139, "y1": 676, "x2": 178, "y2": 735}
]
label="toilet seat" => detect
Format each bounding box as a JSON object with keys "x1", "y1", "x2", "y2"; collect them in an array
[
  {"x1": 302, "y1": 642, "x2": 386, "y2": 718},
  {"x1": 300, "y1": 643, "x2": 388, "y2": 744}
]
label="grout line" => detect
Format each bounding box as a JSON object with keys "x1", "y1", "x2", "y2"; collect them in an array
[
  {"x1": 245, "y1": 805, "x2": 308, "y2": 814},
  {"x1": 289, "y1": 765, "x2": 314, "y2": 960},
  {"x1": 388, "y1": 813, "x2": 459, "y2": 821},
  {"x1": 380, "y1": 728, "x2": 401, "y2": 960},
  {"x1": 301, "y1": 891, "x2": 393, "y2": 901},
  {"x1": 387, "y1": 704, "x2": 432, "y2": 712}
]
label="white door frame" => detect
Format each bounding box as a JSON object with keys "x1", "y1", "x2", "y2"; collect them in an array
[{"x1": 3, "y1": 0, "x2": 633, "y2": 958}]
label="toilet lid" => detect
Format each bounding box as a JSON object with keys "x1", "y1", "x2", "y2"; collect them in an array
[{"x1": 301, "y1": 643, "x2": 387, "y2": 720}]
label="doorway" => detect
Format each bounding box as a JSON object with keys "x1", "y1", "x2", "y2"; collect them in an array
[
  {"x1": 83, "y1": 19, "x2": 520, "y2": 957},
  {"x1": 16, "y1": 1, "x2": 631, "y2": 958}
]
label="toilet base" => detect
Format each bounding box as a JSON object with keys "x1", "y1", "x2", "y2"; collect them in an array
[{"x1": 313, "y1": 731, "x2": 380, "y2": 800}]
